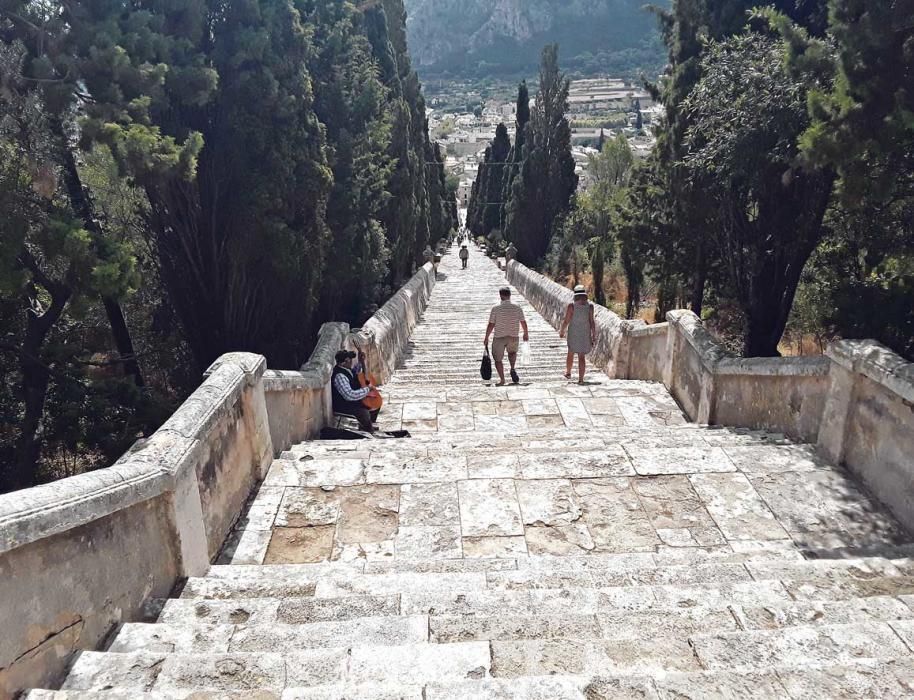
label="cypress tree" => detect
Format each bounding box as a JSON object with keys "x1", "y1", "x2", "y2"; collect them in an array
[
  {"x1": 309, "y1": 0, "x2": 395, "y2": 324},
  {"x1": 467, "y1": 122, "x2": 511, "y2": 238},
  {"x1": 503, "y1": 45, "x2": 578, "y2": 266},
  {"x1": 500, "y1": 81, "x2": 530, "y2": 229}
]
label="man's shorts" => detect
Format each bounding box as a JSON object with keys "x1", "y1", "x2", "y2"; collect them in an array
[{"x1": 492, "y1": 336, "x2": 519, "y2": 361}]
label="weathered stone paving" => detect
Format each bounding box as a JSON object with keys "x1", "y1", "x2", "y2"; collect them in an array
[{"x1": 33, "y1": 245, "x2": 914, "y2": 698}]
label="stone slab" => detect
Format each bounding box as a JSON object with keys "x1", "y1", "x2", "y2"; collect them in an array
[
  {"x1": 626, "y1": 446, "x2": 736, "y2": 476},
  {"x1": 458, "y1": 479, "x2": 523, "y2": 537},
  {"x1": 688, "y1": 473, "x2": 790, "y2": 542}
]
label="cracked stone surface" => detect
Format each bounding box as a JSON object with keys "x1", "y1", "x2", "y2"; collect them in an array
[{"x1": 43, "y1": 244, "x2": 914, "y2": 699}]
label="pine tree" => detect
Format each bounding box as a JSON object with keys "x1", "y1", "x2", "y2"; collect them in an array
[
  {"x1": 503, "y1": 45, "x2": 578, "y2": 266},
  {"x1": 645, "y1": 0, "x2": 828, "y2": 315},
  {"x1": 0, "y1": 41, "x2": 136, "y2": 488}
]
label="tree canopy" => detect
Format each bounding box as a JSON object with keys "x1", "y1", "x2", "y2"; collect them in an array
[{"x1": 0, "y1": 0, "x2": 455, "y2": 492}]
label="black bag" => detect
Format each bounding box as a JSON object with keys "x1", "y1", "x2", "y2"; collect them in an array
[{"x1": 480, "y1": 347, "x2": 492, "y2": 381}]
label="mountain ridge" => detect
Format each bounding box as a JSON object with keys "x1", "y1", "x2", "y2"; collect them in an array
[{"x1": 404, "y1": 0, "x2": 667, "y2": 78}]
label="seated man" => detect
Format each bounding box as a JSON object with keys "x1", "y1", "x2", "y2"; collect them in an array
[{"x1": 331, "y1": 350, "x2": 378, "y2": 433}]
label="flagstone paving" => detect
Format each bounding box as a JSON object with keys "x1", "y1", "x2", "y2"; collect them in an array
[{"x1": 33, "y1": 245, "x2": 914, "y2": 698}]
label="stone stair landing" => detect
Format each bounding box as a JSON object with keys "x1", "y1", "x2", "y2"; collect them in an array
[{"x1": 32, "y1": 245, "x2": 914, "y2": 698}]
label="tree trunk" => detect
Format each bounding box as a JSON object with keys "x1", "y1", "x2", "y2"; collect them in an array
[
  {"x1": 102, "y1": 297, "x2": 144, "y2": 387},
  {"x1": 623, "y1": 251, "x2": 641, "y2": 320},
  {"x1": 743, "y1": 304, "x2": 786, "y2": 358},
  {"x1": 690, "y1": 242, "x2": 707, "y2": 316},
  {"x1": 743, "y1": 257, "x2": 805, "y2": 358},
  {"x1": 9, "y1": 266, "x2": 72, "y2": 491},
  {"x1": 50, "y1": 116, "x2": 145, "y2": 387}
]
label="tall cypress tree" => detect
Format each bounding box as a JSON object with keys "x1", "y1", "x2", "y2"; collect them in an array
[
  {"x1": 309, "y1": 0, "x2": 395, "y2": 324},
  {"x1": 500, "y1": 81, "x2": 530, "y2": 229},
  {"x1": 482, "y1": 124, "x2": 511, "y2": 237},
  {"x1": 503, "y1": 45, "x2": 578, "y2": 266},
  {"x1": 467, "y1": 123, "x2": 510, "y2": 237},
  {"x1": 364, "y1": 0, "x2": 447, "y2": 284}
]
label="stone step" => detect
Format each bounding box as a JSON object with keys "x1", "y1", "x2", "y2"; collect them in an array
[
  {"x1": 56, "y1": 620, "x2": 914, "y2": 693},
  {"x1": 177, "y1": 558, "x2": 914, "y2": 602},
  {"x1": 119, "y1": 592, "x2": 914, "y2": 653},
  {"x1": 108, "y1": 616, "x2": 429, "y2": 654},
  {"x1": 25, "y1": 659, "x2": 914, "y2": 698},
  {"x1": 60, "y1": 643, "x2": 492, "y2": 692},
  {"x1": 114, "y1": 596, "x2": 914, "y2": 656},
  {"x1": 490, "y1": 621, "x2": 912, "y2": 677}
]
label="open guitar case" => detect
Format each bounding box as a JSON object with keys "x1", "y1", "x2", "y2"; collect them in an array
[{"x1": 319, "y1": 427, "x2": 411, "y2": 441}]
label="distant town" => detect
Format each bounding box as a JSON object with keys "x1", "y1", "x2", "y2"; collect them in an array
[{"x1": 427, "y1": 77, "x2": 660, "y2": 210}]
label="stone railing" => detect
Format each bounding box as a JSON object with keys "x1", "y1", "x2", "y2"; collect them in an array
[
  {"x1": 350, "y1": 262, "x2": 437, "y2": 384},
  {"x1": 263, "y1": 322, "x2": 350, "y2": 453},
  {"x1": 507, "y1": 260, "x2": 831, "y2": 440},
  {"x1": 0, "y1": 263, "x2": 437, "y2": 696},
  {"x1": 507, "y1": 260, "x2": 645, "y2": 377},
  {"x1": 0, "y1": 352, "x2": 272, "y2": 697},
  {"x1": 507, "y1": 259, "x2": 914, "y2": 531}
]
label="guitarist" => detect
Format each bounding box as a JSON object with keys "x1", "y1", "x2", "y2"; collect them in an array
[{"x1": 331, "y1": 350, "x2": 379, "y2": 433}]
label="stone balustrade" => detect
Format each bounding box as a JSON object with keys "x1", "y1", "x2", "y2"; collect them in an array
[
  {"x1": 507, "y1": 259, "x2": 914, "y2": 531},
  {"x1": 0, "y1": 263, "x2": 438, "y2": 696},
  {"x1": 350, "y1": 262, "x2": 437, "y2": 385}
]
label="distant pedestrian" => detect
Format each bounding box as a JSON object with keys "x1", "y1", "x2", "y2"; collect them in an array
[
  {"x1": 484, "y1": 287, "x2": 529, "y2": 386},
  {"x1": 560, "y1": 285, "x2": 596, "y2": 384},
  {"x1": 459, "y1": 244, "x2": 469, "y2": 269}
]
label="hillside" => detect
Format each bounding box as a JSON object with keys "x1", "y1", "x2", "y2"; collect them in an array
[{"x1": 403, "y1": 0, "x2": 667, "y2": 78}]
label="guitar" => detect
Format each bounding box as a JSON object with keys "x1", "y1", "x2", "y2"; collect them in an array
[{"x1": 356, "y1": 351, "x2": 384, "y2": 412}]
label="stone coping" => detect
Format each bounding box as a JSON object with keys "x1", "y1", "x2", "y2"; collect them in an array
[
  {"x1": 666, "y1": 311, "x2": 831, "y2": 378},
  {"x1": 828, "y1": 339, "x2": 914, "y2": 405},
  {"x1": 715, "y1": 356, "x2": 831, "y2": 377},
  {"x1": 666, "y1": 310, "x2": 731, "y2": 373},
  {"x1": 0, "y1": 352, "x2": 265, "y2": 555},
  {"x1": 628, "y1": 322, "x2": 669, "y2": 337},
  {"x1": 263, "y1": 323, "x2": 349, "y2": 392},
  {"x1": 0, "y1": 462, "x2": 171, "y2": 555}
]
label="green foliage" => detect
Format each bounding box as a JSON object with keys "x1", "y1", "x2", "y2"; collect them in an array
[
  {"x1": 503, "y1": 46, "x2": 578, "y2": 266},
  {"x1": 768, "y1": 0, "x2": 914, "y2": 359},
  {"x1": 467, "y1": 122, "x2": 511, "y2": 238},
  {"x1": 0, "y1": 0, "x2": 452, "y2": 491}
]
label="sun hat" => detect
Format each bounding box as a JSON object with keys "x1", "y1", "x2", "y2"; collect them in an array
[{"x1": 573, "y1": 284, "x2": 587, "y2": 297}]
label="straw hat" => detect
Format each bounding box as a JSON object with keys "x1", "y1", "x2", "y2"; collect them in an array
[{"x1": 573, "y1": 284, "x2": 587, "y2": 297}]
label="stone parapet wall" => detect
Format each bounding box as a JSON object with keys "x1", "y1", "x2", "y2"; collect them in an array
[
  {"x1": 819, "y1": 340, "x2": 914, "y2": 530},
  {"x1": 263, "y1": 322, "x2": 350, "y2": 453},
  {"x1": 351, "y1": 263, "x2": 437, "y2": 384},
  {"x1": 506, "y1": 260, "x2": 644, "y2": 376},
  {"x1": 626, "y1": 323, "x2": 669, "y2": 381},
  {"x1": 662, "y1": 310, "x2": 831, "y2": 441},
  {"x1": 0, "y1": 262, "x2": 441, "y2": 696},
  {"x1": 0, "y1": 351, "x2": 272, "y2": 695},
  {"x1": 506, "y1": 260, "x2": 914, "y2": 534}
]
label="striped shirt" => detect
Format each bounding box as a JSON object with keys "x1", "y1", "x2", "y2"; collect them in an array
[
  {"x1": 333, "y1": 371, "x2": 371, "y2": 402},
  {"x1": 488, "y1": 301, "x2": 526, "y2": 338}
]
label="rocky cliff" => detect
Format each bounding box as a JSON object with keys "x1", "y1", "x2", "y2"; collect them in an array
[{"x1": 404, "y1": 0, "x2": 666, "y2": 77}]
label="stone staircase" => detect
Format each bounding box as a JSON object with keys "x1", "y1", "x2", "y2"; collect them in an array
[{"x1": 26, "y1": 246, "x2": 914, "y2": 698}]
